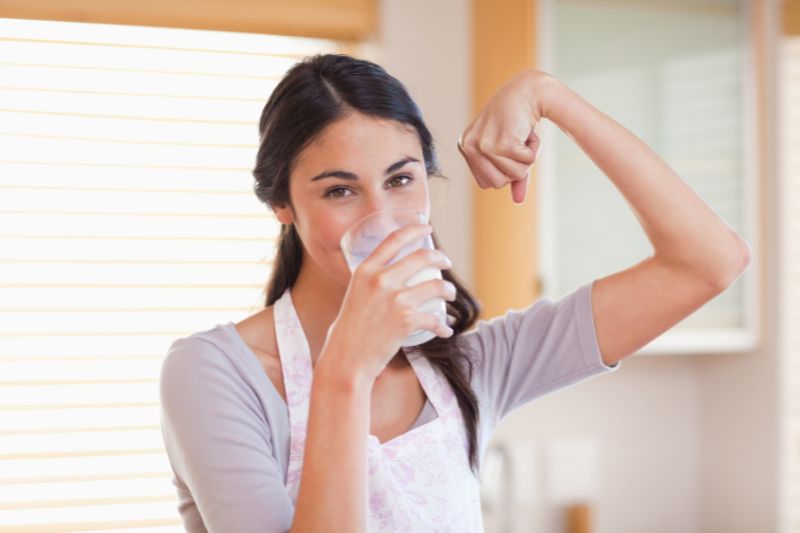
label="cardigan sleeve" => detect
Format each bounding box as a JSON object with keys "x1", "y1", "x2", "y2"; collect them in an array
[
  {"x1": 462, "y1": 278, "x2": 620, "y2": 426},
  {"x1": 159, "y1": 336, "x2": 294, "y2": 533}
]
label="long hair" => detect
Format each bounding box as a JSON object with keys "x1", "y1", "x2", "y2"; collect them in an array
[{"x1": 251, "y1": 54, "x2": 483, "y2": 475}]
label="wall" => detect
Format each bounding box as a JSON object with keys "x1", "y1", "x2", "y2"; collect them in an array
[
  {"x1": 374, "y1": 0, "x2": 474, "y2": 287},
  {"x1": 696, "y1": 1, "x2": 781, "y2": 532}
]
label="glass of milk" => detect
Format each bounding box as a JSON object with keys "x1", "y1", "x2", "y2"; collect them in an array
[{"x1": 339, "y1": 208, "x2": 448, "y2": 347}]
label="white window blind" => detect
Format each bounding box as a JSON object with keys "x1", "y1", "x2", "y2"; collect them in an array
[
  {"x1": 0, "y1": 18, "x2": 339, "y2": 531},
  {"x1": 781, "y1": 35, "x2": 800, "y2": 533},
  {"x1": 538, "y1": 0, "x2": 758, "y2": 355}
]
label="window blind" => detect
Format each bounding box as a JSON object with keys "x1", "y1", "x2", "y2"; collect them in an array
[
  {"x1": 781, "y1": 35, "x2": 800, "y2": 533},
  {"x1": 0, "y1": 18, "x2": 339, "y2": 531}
]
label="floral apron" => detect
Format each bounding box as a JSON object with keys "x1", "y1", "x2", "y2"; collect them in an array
[{"x1": 274, "y1": 286, "x2": 484, "y2": 532}]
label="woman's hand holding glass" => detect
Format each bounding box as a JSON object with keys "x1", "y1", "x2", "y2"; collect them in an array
[{"x1": 322, "y1": 223, "x2": 456, "y2": 382}]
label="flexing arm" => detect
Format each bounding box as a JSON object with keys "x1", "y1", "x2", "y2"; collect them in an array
[
  {"x1": 541, "y1": 73, "x2": 750, "y2": 364},
  {"x1": 459, "y1": 70, "x2": 750, "y2": 366},
  {"x1": 538, "y1": 73, "x2": 750, "y2": 285}
]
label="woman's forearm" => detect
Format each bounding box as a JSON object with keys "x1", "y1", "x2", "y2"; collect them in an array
[
  {"x1": 534, "y1": 71, "x2": 751, "y2": 285},
  {"x1": 290, "y1": 346, "x2": 373, "y2": 533}
]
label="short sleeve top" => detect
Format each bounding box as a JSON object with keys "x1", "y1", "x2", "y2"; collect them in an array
[{"x1": 159, "y1": 279, "x2": 620, "y2": 532}]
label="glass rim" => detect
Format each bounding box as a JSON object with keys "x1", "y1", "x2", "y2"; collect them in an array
[{"x1": 339, "y1": 207, "x2": 427, "y2": 252}]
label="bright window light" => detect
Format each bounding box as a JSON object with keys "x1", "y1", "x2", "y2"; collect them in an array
[{"x1": 0, "y1": 17, "x2": 339, "y2": 531}]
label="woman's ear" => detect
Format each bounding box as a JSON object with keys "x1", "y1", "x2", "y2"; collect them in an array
[{"x1": 273, "y1": 203, "x2": 294, "y2": 226}]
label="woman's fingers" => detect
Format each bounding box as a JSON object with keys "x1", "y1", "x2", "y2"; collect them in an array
[
  {"x1": 484, "y1": 150, "x2": 531, "y2": 182},
  {"x1": 510, "y1": 174, "x2": 530, "y2": 204},
  {"x1": 401, "y1": 277, "x2": 457, "y2": 309},
  {"x1": 461, "y1": 137, "x2": 535, "y2": 198},
  {"x1": 381, "y1": 247, "x2": 452, "y2": 288},
  {"x1": 515, "y1": 130, "x2": 541, "y2": 162},
  {"x1": 360, "y1": 223, "x2": 432, "y2": 269},
  {"x1": 468, "y1": 151, "x2": 509, "y2": 189},
  {"x1": 457, "y1": 137, "x2": 489, "y2": 189},
  {"x1": 458, "y1": 139, "x2": 499, "y2": 189},
  {"x1": 460, "y1": 125, "x2": 540, "y2": 180}
]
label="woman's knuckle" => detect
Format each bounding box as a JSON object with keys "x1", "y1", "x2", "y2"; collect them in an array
[
  {"x1": 400, "y1": 309, "x2": 416, "y2": 330},
  {"x1": 411, "y1": 247, "x2": 427, "y2": 260},
  {"x1": 389, "y1": 293, "x2": 401, "y2": 310},
  {"x1": 374, "y1": 273, "x2": 392, "y2": 291},
  {"x1": 499, "y1": 138, "x2": 518, "y2": 154},
  {"x1": 355, "y1": 260, "x2": 374, "y2": 276}
]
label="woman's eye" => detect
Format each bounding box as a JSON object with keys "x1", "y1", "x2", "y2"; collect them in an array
[
  {"x1": 390, "y1": 175, "x2": 414, "y2": 187},
  {"x1": 324, "y1": 186, "x2": 351, "y2": 199},
  {"x1": 323, "y1": 175, "x2": 414, "y2": 199}
]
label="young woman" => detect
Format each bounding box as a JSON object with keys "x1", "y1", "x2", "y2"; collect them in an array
[{"x1": 159, "y1": 54, "x2": 750, "y2": 532}]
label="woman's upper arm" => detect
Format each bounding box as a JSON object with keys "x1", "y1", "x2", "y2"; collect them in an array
[
  {"x1": 590, "y1": 256, "x2": 740, "y2": 366},
  {"x1": 159, "y1": 337, "x2": 294, "y2": 533}
]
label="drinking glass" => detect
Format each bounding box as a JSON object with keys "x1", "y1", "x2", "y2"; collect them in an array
[{"x1": 339, "y1": 208, "x2": 448, "y2": 347}]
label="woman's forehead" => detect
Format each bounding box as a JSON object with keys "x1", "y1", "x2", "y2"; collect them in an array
[
  {"x1": 317, "y1": 113, "x2": 418, "y2": 148},
  {"x1": 294, "y1": 115, "x2": 423, "y2": 177}
]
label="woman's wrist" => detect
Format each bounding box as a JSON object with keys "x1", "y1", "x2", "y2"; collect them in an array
[
  {"x1": 316, "y1": 339, "x2": 377, "y2": 392},
  {"x1": 523, "y1": 68, "x2": 563, "y2": 122}
]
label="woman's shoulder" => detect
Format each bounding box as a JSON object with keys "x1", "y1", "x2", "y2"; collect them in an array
[
  {"x1": 233, "y1": 306, "x2": 278, "y2": 361},
  {"x1": 161, "y1": 326, "x2": 236, "y2": 394},
  {"x1": 162, "y1": 307, "x2": 271, "y2": 383},
  {"x1": 161, "y1": 308, "x2": 285, "y2": 405}
]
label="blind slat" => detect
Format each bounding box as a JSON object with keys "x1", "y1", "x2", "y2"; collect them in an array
[
  {"x1": 0, "y1": 63, "x2": 280, "y2": 98},
  {"x1": 1, "y1": 452, "x2": 168, "y2": 481},
  {"x1": 0, "y1": 40, "x2": 301, "y2": 75},
  {"x1": 0, "y1": 238, "x2": 271, "y2": 262}
]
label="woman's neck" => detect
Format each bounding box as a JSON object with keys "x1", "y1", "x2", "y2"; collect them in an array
[
  {"x1": 290, "y1": 258, "x2": 346, "y2": 366},
  {"x1": 289, "y1": 257, "x2": 409, "y2": 371}
]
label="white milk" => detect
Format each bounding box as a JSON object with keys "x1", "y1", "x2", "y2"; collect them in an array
[{"x1": 400, "y1": 264, "x2": 447, "y2": 347}]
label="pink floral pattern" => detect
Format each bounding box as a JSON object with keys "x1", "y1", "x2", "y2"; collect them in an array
[{"x1": 275, "y1": 287, "x2": 484, "y2": 531}]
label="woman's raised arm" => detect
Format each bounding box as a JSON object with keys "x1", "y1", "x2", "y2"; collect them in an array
[{"x1": 458, "y1": 70, "x2": 751, "y2": 366}]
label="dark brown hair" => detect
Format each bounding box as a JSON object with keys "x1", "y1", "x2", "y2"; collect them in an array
[{"x1": 251, "y1": 54, "x2": 483, "y2": 475}]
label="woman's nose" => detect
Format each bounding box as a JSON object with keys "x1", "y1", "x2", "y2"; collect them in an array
[
  {"x1": 363, "y1": 197, "x2": 390, "y2": 216},
  {"x1": 363, "y1": 197, "x2": 417, "y2": 216}
]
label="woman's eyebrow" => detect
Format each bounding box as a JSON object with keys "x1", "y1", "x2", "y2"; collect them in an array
[{"x1": 310, "y1": 157, "x2": 421, "y2": 182}]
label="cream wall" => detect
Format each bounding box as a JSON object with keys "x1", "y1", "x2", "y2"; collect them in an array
[
  {"x1": 696, "y1": 1, "x2": 781, "y2": 532},
  {"x1": 373, "y1": 0, "x2": 474, "y2": 287},
  {"x1": 377, "y1": 1, "x2": 779, "y2": 533}
]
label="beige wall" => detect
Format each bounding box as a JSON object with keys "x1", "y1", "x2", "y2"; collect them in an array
[
  {"x1": 374, "y1": 0, "x2": 474, "y2": 288},
  {"x1": 378, "y1": 1, "x2": 781, "y2": 532},
  {"x1": 697, "y1": 1, "x2": 781, "y2": 532}
]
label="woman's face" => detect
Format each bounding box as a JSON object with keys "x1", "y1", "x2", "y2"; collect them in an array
[{"x1": 274, "y1": 112, "x2": 431, "y2": 287}]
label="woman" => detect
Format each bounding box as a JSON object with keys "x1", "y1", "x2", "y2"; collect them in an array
[{"x1": 159, "y1": 54, "x2": 750, "y2": 532}]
